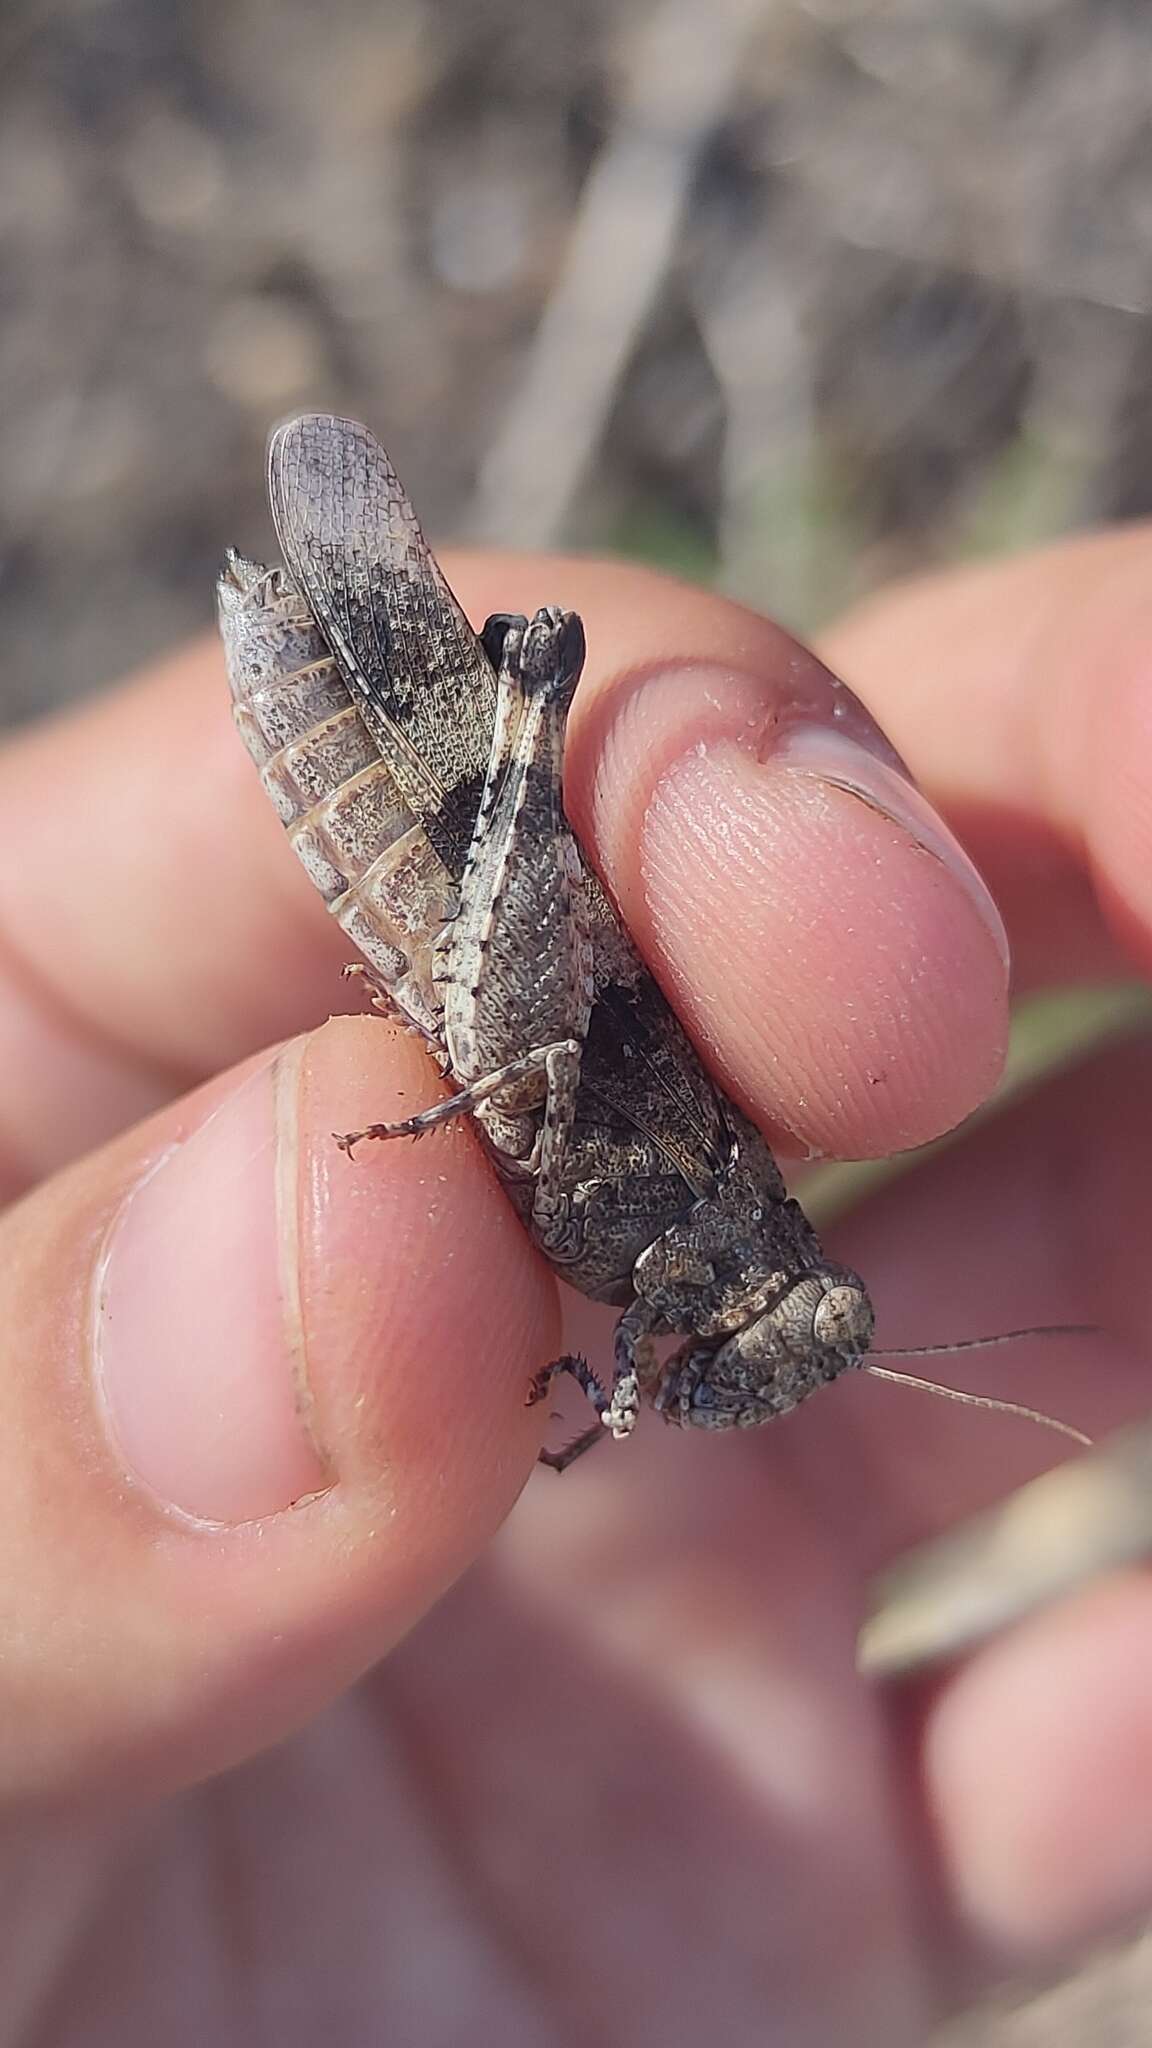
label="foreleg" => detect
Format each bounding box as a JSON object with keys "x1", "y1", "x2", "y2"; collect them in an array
[
  {"x1": 528, "y1": 1353, "x2": 609, "y2": 1473},
  {"x1": 603, "y1": 1299, "x2": 662, "y2": 1440}
]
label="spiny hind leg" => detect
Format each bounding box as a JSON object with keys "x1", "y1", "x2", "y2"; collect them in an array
[{"x1": 335, "y1": 1039, "x2": 582, "y2": 1154}]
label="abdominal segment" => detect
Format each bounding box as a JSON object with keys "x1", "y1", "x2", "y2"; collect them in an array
[{"x1": 217, "y1": 550, "x2": 454, "y2": 1040}]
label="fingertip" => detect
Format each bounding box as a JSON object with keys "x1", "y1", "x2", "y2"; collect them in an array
[
  {"x1": 96, "y1": 1015, "x2": 554, "y2": 1529},
  {"x1": 574, "y1": 650, "x2": 1009, "y2": 1160},
  {"x1": 1085, "y1": 652, "x2": 1152, "y2": 978},
  {"x1": 643, "y1": 740, "x2": 1009, "y2": 1158},
  {"x1": 0, "y1": 1016, "x2": 555, "y2": 1801},
  {"x1": 926, "y1": 1573, "x2": 1152, "y2": 1958},
  {"x1": 819, "y1": 524, "x2": 1152, "y2": 988}
]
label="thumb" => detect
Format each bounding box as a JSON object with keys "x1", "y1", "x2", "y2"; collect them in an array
[{"x1": 1, "y1": 1016, "x2": 553, "y2": 1808}]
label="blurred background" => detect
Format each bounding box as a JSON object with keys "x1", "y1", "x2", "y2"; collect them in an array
[
  {"x1": 3, "y1": 1, "x2": 1152, "y2": 2040},
  {"x1": 3, "y1": 0, "x2": 1152, "y2": 724}
]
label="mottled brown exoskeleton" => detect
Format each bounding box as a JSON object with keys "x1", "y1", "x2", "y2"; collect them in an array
[{"x1": 218, "y1": 414, "x2": 874, "y2": 1468}]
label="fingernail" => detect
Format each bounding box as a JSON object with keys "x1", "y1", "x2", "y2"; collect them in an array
[
  {"x1": 773, "y1": 722, "x2": 1010, "y2": 972},
  {"x1": 94, "y1": 1052, "x2": 330, "y2": 1524},
  {"x1": 588, "y1": 661, "x2": 1008, "y2": 973}
]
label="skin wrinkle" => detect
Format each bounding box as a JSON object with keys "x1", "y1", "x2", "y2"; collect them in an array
[
  {"x1": 383, "y1": 1642, "x2": 602, "y2": 2038},
  {"x1": 201, "y1": 1775, "x2": 264, "y2": 2034},
  {"x1": 380, "y1": 1671, "x2": 581, "y2": 2045},
  {"x1": 0, "y1": 906, "x2": 181, "y2": 1193},
  {"x1": 1046, "y1": 557, "x2": 1152, "y2": 840},
  {"x1": 270, "y1": 1039, "x2": 330, "y2": 1475},
  {"x1": 0, "y1": 1817, "x2": 126, "y2": 2048},
  {"x1": 822, "y1": 528, "x2": 1152, "y2": 852},
  {"x1": 1085, "y1": 663, "x2": 1152, "y2": 958}
]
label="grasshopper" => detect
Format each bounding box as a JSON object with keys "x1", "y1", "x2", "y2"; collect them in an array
[{"x1": 218, "y1": 413, "x2": 877, "y2": 1468}]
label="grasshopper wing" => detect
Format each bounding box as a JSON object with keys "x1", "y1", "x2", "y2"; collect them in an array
[{"x1": 268, "y1": 413, "x2": 498, "y2": 878}]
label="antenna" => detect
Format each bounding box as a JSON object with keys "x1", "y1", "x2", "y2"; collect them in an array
[
  {"x1": 865, "y1": 1364, "x2": 1092, "y2": 1447},
  {"x1": 863, "y1": 1326, "x2": 1099, "y2": 1446},
  {"x1": 870, "y1": 1323, "x2": 1099, "y2": 1364}
]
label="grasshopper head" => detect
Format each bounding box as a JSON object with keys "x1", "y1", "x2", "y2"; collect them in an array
[
  {"x1": 653, "y1": 1266, "x2": 874, "y2": 1432},
  {"x1": 482, "y1": 607, "x2": 585, "y2": 705}
]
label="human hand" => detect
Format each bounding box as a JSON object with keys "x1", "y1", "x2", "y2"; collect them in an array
[{"x1": 1, "y1": 529, "x2": 1149, "y2": 2044}]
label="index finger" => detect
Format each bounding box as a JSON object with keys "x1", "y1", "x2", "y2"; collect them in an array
[
  {"x1": 0, "y1": 556, "x2": 1010, "y2": 1187},
  {"x1": 821, "y1": 521, "x2": 1152, "y2": 989}
]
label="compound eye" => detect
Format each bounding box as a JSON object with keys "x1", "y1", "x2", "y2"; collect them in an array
[
  {"x1": 480, "y1": 613, "x2": 523, "y2": 671},
  {"x1": 559, "y1": 612, "x2": 586, "y2": 680},
  {"x1": 812, "y1": 1283, "x2": 874, "y2": 1355}
]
